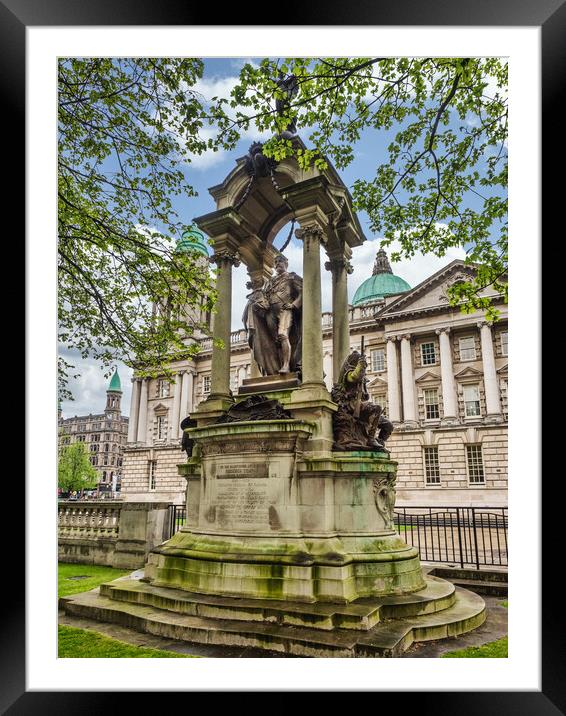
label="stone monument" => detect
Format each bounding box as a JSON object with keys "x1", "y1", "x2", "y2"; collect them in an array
[{"x1": 61, "y1": 119, "x2": 486, "y2": 655}]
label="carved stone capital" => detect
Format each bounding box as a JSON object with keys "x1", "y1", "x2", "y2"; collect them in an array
[
  {"x1": 324, "y1": 257, "x2": 354, "y2": 275},
  {"x1": 209, "y1": 249, "x2": 240, "y2": 268},
  {"x1": 295, "y1": 225, "x2": 325, "y2": 248},
  {"x1": 476, "y1": 320, "x2": 493, "y2": 331},
  {"x1": 435, "y1": 327, "x2": 451, "y2": 336},
  {"x1": 400, "y1": 333, "x2": 412, "y2": 342},
  {"x1": 385, "y1": 335, "x2": 398, "y2": 343}
]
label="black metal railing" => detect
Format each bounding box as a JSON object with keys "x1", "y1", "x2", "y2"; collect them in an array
[
  {"x1": 162, "y1": 504, "x2": 507, "y2": 570},
  {"x1": 394, "y1": 506, "x2": 508, "y2": 569},
  {"x1": 164, "y1": 504, "x2": 186, "y2": 540}
]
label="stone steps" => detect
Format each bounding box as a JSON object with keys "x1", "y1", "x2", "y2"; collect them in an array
[
  {"x1": 99, "y1": 575, "x2": 456, "y2": 631},
  {"x1": 60, "y1": 578, "x2": 485, "y2": 658}
]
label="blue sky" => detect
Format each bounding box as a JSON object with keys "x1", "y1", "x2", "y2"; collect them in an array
[{"x1": 60, "y1": 57, "x2": 505, "y2": 419}]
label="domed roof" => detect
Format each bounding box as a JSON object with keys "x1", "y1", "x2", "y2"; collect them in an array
[
  {"x1": 352, "y1": 248, "x2": 411, "y2": 306},
  {"x1": 176, "y1": 225, "x2": 209, "y2": 257},
  {"x1": 108, "y1": 368, "x2": 122, "y2": 392}
]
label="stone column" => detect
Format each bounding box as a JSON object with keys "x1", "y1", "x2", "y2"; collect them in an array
[
  {"x1": 170, "y1": 372, "x2": 182, "y2": 440},
  {"x1": 436, "y1": 327, "x2": 458, "y2": 424},
  {"x1": 323, "y1": 351, "x2": 333, "y2": 390},
  {"x1": 400, "y1": 334, "x2": 417, "y2": 426},
  {"x1": 209, "y1": 249, "x2": 240, "y2": 400},
  {"x1": 127, "y1": 378, "x2": 141, "y2": 443},
  {"x1": 478, "y1": 321, "x2": 502, "y2": 420},
  {"x1": 136, "y1": 378, "x2": 148, "y2": 444},
  {"x1": 296, "y1": 225, "x2": 325, "y2": 387},
  {"x1": 325, "y1": 256, "x2": 352, "y2": 381},
  {"x1": 185, "y1": 371, "x2": 195, "y2": 416},
  {"x1": 179, "y1": 371, "x2": 190, "y2": 430},
  {"x1": 386, "y1": 337, "x2": 401, "y2": 423}
]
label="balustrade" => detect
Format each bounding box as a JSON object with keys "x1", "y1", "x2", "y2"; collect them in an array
[{"x1": 58, "y1": 501, "x2": 122, "y2": 538}]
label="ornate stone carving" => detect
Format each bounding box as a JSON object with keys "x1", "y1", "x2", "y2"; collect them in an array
[
  {"x1": 324, "y1": 257, "x2": 354, "y2": 275},
  {"x1": 295, "y1": 225, "x2": 325, "y2": 249},
  {"x1": 372, "y1": 474, "x2": 397, "y2": 529},
  {"x1": 209, "y1": 249, "x2": 240, "y2": 268}
]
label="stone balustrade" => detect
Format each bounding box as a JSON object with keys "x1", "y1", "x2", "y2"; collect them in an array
[
  {"x1": 58, "y1": 500, "x2": 123, "y2": 539},
  {"x1": 58, "y1": 500, "x2": 171, "y2": 569}
]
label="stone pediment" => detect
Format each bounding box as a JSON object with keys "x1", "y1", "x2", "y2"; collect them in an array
[
  {"x1": 153, "y1": 403, "x2": 169, "y2": 414},
  {"x1": 415, "y1": 371, "x2": 441, "y2": 383},
  {"x1": 367, "y1": 375, "x2": 388, "y2": 387},
  {"x1": 376, "y1": 261, "x2": 504, "y2": 319},
  {"x1": 454, "y1": 366, "x2": 483, "y2": 380},
  {"x1": 497, "y1": 363, "x2": 508, "y2": 374}
]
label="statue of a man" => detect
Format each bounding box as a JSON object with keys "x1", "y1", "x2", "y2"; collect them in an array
[
  {"x1": 331, "y1": 350, "x2": 393, "y2": 452},
  {"x1": 242, "y1": 254, "x2": 302, "y2": 376}
]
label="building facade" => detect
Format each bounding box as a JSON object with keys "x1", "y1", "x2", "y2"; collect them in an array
[
  {"x1": 121, "y1": 238, "x2": 508, "y2": 508},
  {"x1": 59, "y1": 369, "x2": 129, "y2": 495}
]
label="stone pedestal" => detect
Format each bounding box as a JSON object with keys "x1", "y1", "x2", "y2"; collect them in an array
[{"x1": 143, "y1": 420, "x2": 425, "y2": 603}]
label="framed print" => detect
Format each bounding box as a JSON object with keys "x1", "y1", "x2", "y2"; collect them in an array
[{"x1": 11, "y1": 0, "x2": 560, "y2": 710}]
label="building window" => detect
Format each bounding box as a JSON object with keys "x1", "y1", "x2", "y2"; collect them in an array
[
  {"x1": 370, "y1": 348, "x2": 385, "y2": 372},
  {"x1": 90, "y1": 444, "x2": 98, "y2": 452},
  {"x1": 76, "y1": 435, "x2": 86, "y2": 442},
  {"x1": 466, "y1": 445, "x2": 485, "y2": 484},
  {"x1": 463, "y1": 385, "x2": 481, "y2": 417},
  {"x1": 424, "y1": 446, "x2": 441, "y2": 485},
  {"x1": 148, "y1": 460, "x2": 157, "y2": 490},
  {"x1": 102, "y1": 471, "x2": 107, "y2": 482},
  {"x1": 424, "y1": 388, "x2": 440, "y2": 420},
  {"x1": 372, "y1": 393, "x2": 387, "y2": 412},
  {"x1": 92, "y1": 422, "x2": 100, "y2": 430},
  {"x1": 501, "y1": 331, "x2": 508, "y2": 356},
  {"x1": 103, "y1": 455, "x2": 108, "y2": 465},
  {"x1": 230, "y1": 373, "x2": 238, "y2": 392},
  {"x1": 203, "y1": 375, "x2": 211, "y2": 394},
  {"x1": 92, "y1": 434, "x2": 100, "y2": 442},
  {"x1": 157, "y1": 379, "x2": 170, "y2": 398},
  {"x1": 459, "y1": 336, "x2": 476, "y2": 361},
  {"x1": 420, "y1": 342, "x2": 436, "y2": 366},
  {"x1": 157, "y1": 415, "x2": 166, "y2": 440},
  {"x1": 78, "y1": 424, "x2": 86, "y2": 432},
  {"x1": 91, "y1": 456, "x2": 98, "y2": 466}
]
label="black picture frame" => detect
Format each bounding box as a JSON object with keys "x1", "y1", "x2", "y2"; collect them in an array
[{"x1": 12, "y1": 0, "x2": 559, "y2": 711}]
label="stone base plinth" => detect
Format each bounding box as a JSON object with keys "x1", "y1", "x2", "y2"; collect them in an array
[
  {"x1": 60, "y1": 574, "x2": 486, "y2": 657},
  {"x1": 145, "y1": 531, "x2": 425, "y2": 603}
]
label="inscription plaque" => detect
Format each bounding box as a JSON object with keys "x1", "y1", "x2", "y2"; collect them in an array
[
  {"x1": 215, "y1": 478, "x2": 269, "y2": 528},
  {"x1": 216, "y1": 462, "x2": 268, "y2": 479}
]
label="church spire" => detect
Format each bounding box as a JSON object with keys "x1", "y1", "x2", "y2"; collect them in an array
[{"x1": 372, "y1": 248, "x2": 393, "y2": 276}]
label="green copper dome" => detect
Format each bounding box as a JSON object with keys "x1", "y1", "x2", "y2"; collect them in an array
[
  {"x1": 351, "y1": 248, "x2": 411, "y2": 306},
  {"x1": 108, "y1": 368, "x2": 122, "y2": 392},
  {"x1": 176, "y1": 225, "x2": 209, "y2": 257}
]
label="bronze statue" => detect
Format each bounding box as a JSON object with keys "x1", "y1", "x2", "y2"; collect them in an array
[
  {"x1": 242, "y1": 254, "x2": 302, "y2": 376},
  {"x1": 331, "y1": 350, "x2": 393, "y2": 452}
]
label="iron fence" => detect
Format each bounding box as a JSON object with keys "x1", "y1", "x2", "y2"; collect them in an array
[
  {"x1": 164, "y1": 504, "x2": 186, "y2": 540},
  {"x1": 394, "y1": 506, "x2": 508, "y2": 569},
  {"x1": 163, "y1": 504, "x2": 507, "y2": 569}
]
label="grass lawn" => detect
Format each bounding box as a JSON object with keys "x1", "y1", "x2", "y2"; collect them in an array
[
  {"x1": 441, "y1": 636, "x2": 508, "y2": 658},
  {"x1": 59, "y1": 562, "x2": 133, "y2": 598},
  {"x1": 58, "y1": 625, "x2": 194, "y2": 658}
]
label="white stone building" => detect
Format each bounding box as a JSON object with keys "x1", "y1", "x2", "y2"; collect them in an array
[
  {"x1": 59, "y1": 368, "x2": 129, "y2": 495},
  {"x1": 121, "y1": 230, "x2": 507, "y2": 508}
]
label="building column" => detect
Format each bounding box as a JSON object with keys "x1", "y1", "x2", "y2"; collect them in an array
[
  {"x1": 209, "y1": 248, "x2": 240, "y2": 401},
  {"x1": 386, "y1": 337, "x2": 401, "y2": 423},
  {"x1": 400, "y1": 334, "x2": 417, "y2": 426},
  {"x1": 478, "y1": 321, "x2": 503, "y2": 421},
  {"x1": 296, "y1": 224, "x2": 325, "y2": 387},
  {"x1": 179, "y1": 370, "x2": 190, "y2": 433},
  {"x1": 127, "y1": 378, "x2": 141, "y2": 443},
  {"x1": 136, "y1": 378, "x2": 149, "y2": 444},
  {"x1": 325, "y1": 255, "x2": 352, "y2": 381},
  {"x1": 185, "y1": 371, "x2": 195, "y2": 416},
  {"x1": 436, "y1": 327, "x2": 458, "y2": 424},
  {"x1": 323, "y1": 351, "x2": 333, "y2": 390},
  {"x1": 170, "y1": 372, "x2": 182, "y2": 440}
]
